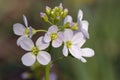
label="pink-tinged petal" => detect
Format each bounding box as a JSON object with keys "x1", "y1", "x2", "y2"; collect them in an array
[
  {"x1": 81, "y1": 48, "x2": 94, "y2": 57},
  {"x1": 19, "y1": 37, "x2": 34, "y2": 51},
  {"x1": 17, "y1": 36, "x2": 27, "y2": 46},
  {"x1": 77, "y1": 9, "x2": 83, "y2": 21},
  {"x1": 58, "y1": 32, "x2": 64, "y2": 40},
  {"x1": 62, "y1": 45, "x2": 68, "y2": 56},
  {"x1": 13, "y1": 23, "x2": 25, "y2": 36},
  {"x1": 21, "y1": 52, "x2": 36, "y2": 66},
  {"x1": 23, "y1": 15, "x2": 28, "y2": 27},
  {"x1": 64, "y1": 15, "x2": 73, "y2": 24},
  {"x1": 52, "y1": 32, "x2": 63, "y2": 48},
  {"x1": 36, "y1": 36, "x2": 49, "y2": 50},
  {"x1": 29, "y1": 26, "x2": 33, "y2": 38},
  {"x1": 44, "y1": 33, "x2": 51, "y2": 43},
  {"x1": 77, "y1": 19, "x2": 83, "y2": 36},
  {"x1": 48, "y1": 25, "x2": 58, "y2": 34},
  {"x1": 79, "y1": 57, "x2": 87, "y2": 63},
  {"x1": 72, "y1": 32, "x2": 86, "y2": 47},
  {"x1": 81, "y1": 20, "x2": 89, "y2": 39},
  {"x1": 81, "y1": 20, "x2": 89, "y2": 31},
  {"x1": 52, "y1": 38, "x2": 63, "y2": 48},
  {"x1": 81, "y1": 28, "x2": 90, "y2": 39},
  {"x1": 37, "y1": 51, "x2": 51, "y2": 65},
  {"x1": 69, "y1": 45, "x2": 82, "y2": 59},
  {"x1": 63, "y1": 29, "x2": 73, "y2": 41}
]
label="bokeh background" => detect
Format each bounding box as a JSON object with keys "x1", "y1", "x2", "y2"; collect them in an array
[{"x1": 0, "y1": 0, "x2": 120, "y2": 80}]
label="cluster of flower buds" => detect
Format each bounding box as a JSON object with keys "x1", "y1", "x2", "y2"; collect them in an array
[
  {"x1": 13, "y1": 3, "x2": 94, "y2": 67},
  {"x1": 41, "y1": 3, "x2": 68, "y2": 25}
]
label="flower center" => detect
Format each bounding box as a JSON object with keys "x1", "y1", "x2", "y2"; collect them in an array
[
  {"x1": 66, "y1": 41, "x2": 72, "y2": 48},
  {"x1": 50, "y1": 33, "x2": 58, "y2": 40},
  {"x1": 24, "y1": 28, "x2": 30, "y2": 36},
  {"x1": 32, "y1": 47, "x2": 39, "y2": 55}
]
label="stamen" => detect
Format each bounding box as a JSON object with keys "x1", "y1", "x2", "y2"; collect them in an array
[
  {"x1": 66, "y1": 41, "x2": 72, "y2": 48},
  {"x1": 50, "y1": 33, "x2": 58, "y2": 40}
]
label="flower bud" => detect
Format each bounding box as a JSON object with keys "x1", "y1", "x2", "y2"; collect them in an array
[
  {"x1": 54, "y1": 7, "x2": 59, "y2": 11},
  {"x1": 64, "y1": 22, "x2": 70, "y2": 28},
  {"x1": 40, "y1": 12, "x2": 48, "y2": 22},
  {"x1": 63, "y1": 8, "x2": 68, "y2": 17},
  {"x1": 59, "y1": 3, "x2": 63, "y2": 11},
  {"x1": 46, "y1": 6, "x2": 51, "y2": 15},
  {"x1": 71, "y1": 23, "x2": 78, "y2": 31}
]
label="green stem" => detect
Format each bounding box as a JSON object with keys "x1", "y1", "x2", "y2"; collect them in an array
[
  {"x1": 30, "y1": 62, "x2": 42, "y2": 80},
  {"x1": 47, "y1": 20, "x2": 53, "y2": 25},
  {"x1": 36, "y1": 30, "x2": 47, "y2": 33},
  {"x1": 45, "y1": 63, "x2": 50, "y2": 80}
]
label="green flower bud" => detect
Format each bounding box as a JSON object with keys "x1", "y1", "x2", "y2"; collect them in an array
[
  {"x1": 51, "y1": 10, "x2": 55, "y2": 17},
  {"x1": 63, "y1": 8, "x2": 68, "y2": 17},
  {"x1": 54, "y1": 7, "x2": 59, "y2": 11},
  {"x1": 46, "y1": 6, "x2": 51, "y2": 15},
  {"x1": 40, "y1": 12, "x2": 48, "y2": 22},
  {"x1": 64, "y1": 22, "x2": 70, "y2": 28},
  {"x1": 59, "y1": 3, "x2": 63, "y2": 11},
  {"x1": 71, "y1": 23, "x2": 78, "y2": 31}
]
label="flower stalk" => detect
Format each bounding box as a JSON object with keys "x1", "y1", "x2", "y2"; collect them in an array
[{"x1": 45, "y1": 63, "x2": 50, "y2": 80}]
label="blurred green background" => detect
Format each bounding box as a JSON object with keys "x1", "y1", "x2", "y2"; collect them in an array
[{"x1": 0, "y1": 0, "x2": 120, "y2": 80}]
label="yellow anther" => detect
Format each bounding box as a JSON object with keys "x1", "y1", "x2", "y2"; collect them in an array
[
  {"x1": 66, "y1": 41, "x2": 72, "y2": 48},
  {"x1": 32, "y1": 47, "x2": 39, "y2": 55}
]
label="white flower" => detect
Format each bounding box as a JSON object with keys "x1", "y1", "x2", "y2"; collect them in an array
[
  {"x1": 13, "y1": 15, "x2": 35, "y2": 45},
  {"x1": 64, "y1": 10, "x2": 89, "y2": 39},
  {"x1": 19, "y1": 36, "x2": 51, "y2": 66},
  {"x1": 63, "y1": 29, "x2": 94, "y2": 62},
  {"x1": 77, "y1": 10, "x2": 89, "y2": 39},
  {"x1": 44, "y1": 25, "x2": 63, "y2": 48}
]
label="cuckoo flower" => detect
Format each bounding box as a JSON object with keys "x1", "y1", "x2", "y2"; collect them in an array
[
  {"x1": 64, "y1": 10, "x2": 89, "y2": 39},
  {"x1": 63, "y1": 29, "x2": 94, "y2": 62},
  {"x1": 44, "y1": 25, "x2": 63, "y2": 48},
  {"x1": 19, "y1": 36, "x2": 51, "y2": 66},
  {"x1": 13, "y1": 15, "x2": 35, "y2": 46}
]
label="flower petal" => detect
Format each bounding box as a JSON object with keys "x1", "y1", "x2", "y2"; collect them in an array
[
  {"x1": 81, "y1": 48, "x2": 94, "y2": 57},
  {"x1": 77, "y1": 9, "x2": 83, "y2": 21},
  {"x1": 69, "y1": 45, "x2": 82, "y2": 59},
  {"x1": 48, "y1": 25, "x2": 58, "y2": 34},
  {"x1": 13, "y1": 23, "x2": 25, "y2": 35},
  {"x1": 52, "y1": 32, "x2": 63, "y2": 48},
  {"x1": 36, "y1": 36, "x2": 49, "y2": 50},
  {"x1": 52, "y1": 39, "x2": 62, "y2": 48},
  {"x1": 63, "y1": 29, "x2": 73, "y2": 41},
  {"x1": 62, "y1": 45, "x2": 68, "y2": 56},
  {"x1": 21, "y1": 52, "x2": 36, "y2": 66},
  {"x1": 23, "y1": 15, "x2": 28, "y2": 27},
  {"x1": 44, "y1": 33, "x2": 51, "y2": 43},
  {"x1": 81, "y1": 20, "x2": 89, "y2": 31},
  {"x1": 64, "y1": 15, "x2": 73, "y2": 24},
  {"x1": 17, "y1": 36, "x2": 27, "y2": 46},
  {"x1": 19, "y1": 37, "x2": 34, "y2": 51},
  {"x1": 81, "y1": 28, "x2": 89, "y2": 39},
  {"x1": 29, "y1": 26, "x2": 33, "y2": 38},
  {"x1": 79, "y1": 57, "x2": 87, "y2": 63},
  {"x1": 37, "y1": 51, "x2": 51, "y2": 65},
  {"x1": 81, "y1": 20, "x2": 89, "y2": 39},
  {"x1": 72, "y1": 32, "x2": 86, "y2": 47}
]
